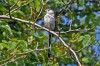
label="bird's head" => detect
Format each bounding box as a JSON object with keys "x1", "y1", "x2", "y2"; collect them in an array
[{"x1": 45, "y1": 9, "x2": 54, "y2": 14}]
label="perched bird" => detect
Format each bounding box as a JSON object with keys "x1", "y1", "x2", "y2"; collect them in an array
[{"x1": 44, "y1": 9, "x2": 55, "y2": 58}]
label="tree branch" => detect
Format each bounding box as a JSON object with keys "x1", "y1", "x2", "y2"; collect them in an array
[
  {"x1": 0, "y1": 15, "x2": 82, "y2": 66},
  {"x1": 1, "y1": 56, "x2": 25, "y2": 66},
  {"x1": 56, "y1": 27, "x2": 95, "y2": 34}
]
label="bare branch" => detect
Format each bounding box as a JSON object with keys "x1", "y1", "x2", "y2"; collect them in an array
[
  {"x1": 0, "y1": 15, "x2": 82, "y2": 66},
  {"x1": 16, "y1": 48, "x2": 49, "y2": 55},
  {"x1": 56, "y1": 27, "x2": 95, "y2": 34}
]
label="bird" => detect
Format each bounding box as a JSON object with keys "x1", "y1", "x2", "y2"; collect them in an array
[{"x1": 44, "y1": 9, "x2": 55, "y2": 58}]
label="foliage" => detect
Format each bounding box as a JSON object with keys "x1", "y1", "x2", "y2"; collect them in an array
[{"x1": 0, "y1": 0, "x2": 100, "y2": 66}]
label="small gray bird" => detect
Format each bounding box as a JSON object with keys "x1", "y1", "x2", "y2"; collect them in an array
[
  {"x1": 44, "y1": 9, "x2": 55, "y2": 58},
  {"x1": 44, "y1": 9, "x2": 55, "y2": 30}
]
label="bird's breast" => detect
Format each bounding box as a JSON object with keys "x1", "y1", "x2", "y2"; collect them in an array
[{"x1": 44, "y1": 14, "x2": 55, "y2": 30}]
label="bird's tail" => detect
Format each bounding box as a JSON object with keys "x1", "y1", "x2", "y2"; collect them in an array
[{"x1": 48, "y1": 32, "x2": 51, "y2": 58}]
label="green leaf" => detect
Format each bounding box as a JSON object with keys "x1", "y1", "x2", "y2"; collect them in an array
[
  {"x1": 77, "y1": 36, "x2": 84, "y2": 42},
  {"x1": 0, "y1": 24, "x2": 13, "y2": 36},
  {"x1": 18, "y1": 40, "x2": 27, "y2": 47},
  {"x1": 34, "y1": 0, "x2": 41, "y2": 12},
  {"x1": 27, "y1": 0, "x2": 33, "y2": 3},
  {"x1": 1, "y1": 43, "x2": 8, "y2": 50},
  {"x1": 33, "y1": 35, "x2": 43, "y2": 42},
  {"x1": 36, "y1": 6, "x2": 40, "y2": 12},
  {"x1": 12, "y1": 10, "x2": 25, "y2": 18},
  {"x1": 17, "y1": 1, "x2": 27, "y2": 6},
  {"x1": 79, "y1": 0, "x2": 84, "y2": 7},
  {"x1": 0, "y1": 6, "x2": 7, "y2": 12},
  {"x1": 82, "y1": 57, "x2": 89, "y2": 63},
  {"x1": 17, "y1": 40, "x2": 28, "y2": 51},
  {"x1": 0, "y1": 43, "x2": 4, "y2": 50},
  {"x1": 82, "y1": 35, "x2": 91, "y2": 46},
  {"x1": 8, "y1": 41, "x2": 17, "y2": 50}
]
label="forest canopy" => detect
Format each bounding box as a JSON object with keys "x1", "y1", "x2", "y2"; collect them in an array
[{"x1": 0, "y1": 0, "x2": 100, "y2": 66}]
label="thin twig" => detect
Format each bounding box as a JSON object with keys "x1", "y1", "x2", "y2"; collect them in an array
[
  {"x1": 34, "y1": 0, "x2": 44, "y2": 22},
  {"x1": 75, "y1": 44, "x2": 90, "y2": 53},
  {"x1": 10, "y1": 0, "x2": 19, "y2": 9},
  {"x1": 1, "y1": 56, "x2": 25, "y2": 66},
  {"x1": 59, "y1": 0, "x2": 72, "y2": 15},
  {"x1": 56, "y1": 27, "x2": 95, "y2": 34},
  {"x1": 16, "y1": 48, "x2": 49, "y2": 55},
  {"x1": 7, "y1": 1, "x2": 12, "y2": 19},
  {"x1": 0, "y1": 56, "x2": 12, "y2": 63},
  {"x1": 61, "y1": 0, "x2": 72, "y2": 7},
  {"x1": 33, "y1": 0, "x2": 44, "y2": 31},
  {"x1": 6, "y1": 3, "x2": 29, "y2": 15}
]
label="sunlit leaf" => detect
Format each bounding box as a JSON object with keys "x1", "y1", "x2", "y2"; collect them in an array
[
  {"x1": 82, "y1": 57, "x2": 89, "y2": 63},
  {"x1": 78, "y1": 36, "x2": 84, "y2": 42},
  {"x1": 82, "y1": 35, "x2": 91, "y2": 46},
  {"x1": 18, "y1": 40, "x2": 28, "y2": 48},
  {"x1": 34, "y1": 0, "x2": 41, "y2": 12},
  {"x1": 0, "y1": 24, "x2": 13, "y2": 36},
  {"x1": 8, "y1": 41, "x2": 17, "y2": 50},
  {"x1": 0, "y1": 43, "x2": 4, "y2": 50}
]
